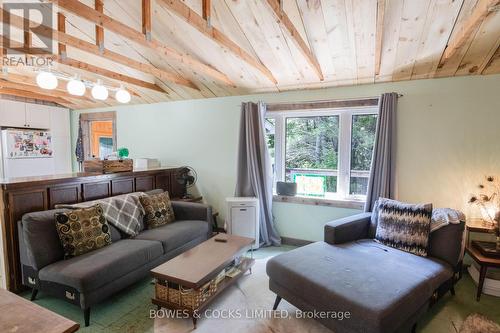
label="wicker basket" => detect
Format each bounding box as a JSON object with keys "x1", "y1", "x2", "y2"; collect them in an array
[{"x1": 155, "y1": 279, "x2": 218, "y2": 310}]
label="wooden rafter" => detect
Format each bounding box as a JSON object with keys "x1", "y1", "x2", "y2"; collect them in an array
[
  {"x1": 479, "y1": 39, "x2": 500, "y2": 74},
  {"x1": 60, "y1": 58, "x2": 165, "y2": 93},
  {"x1": 3, "y1": 8, "x2": 199, "y2": 90},
  {"x1": 95, "y1": 0, "x2": 104, "y2": 51},
  {"x1": 264, "y1": 0, "x2": 324, "y2": 80},
  {"x1": 48, "y1": 0, "x2": 233, "y2": 86},
  {"x1": 142, "y1": 0, "x2": 152, "y2": 40},
  {"x1": 0, "y1": 76, "x2": 94, "y2": 103},
  {"x1": 55, "y1": 12, "x2": 162, "y2": 94},
  {"x1": 23, "y1": 31, "x2": 31, "y2": 49},
  {"x1": 57, "y1": 12, "x2": 67, "y2": 56},
  {"x1": 157, "y1": 0, "x2": 277, "y2": 84},
  {"x1": 3, "y1": 35, "x2": 163, "y2": 94},
  {"x1": 0, "y1": 87, "x2": 74, "y2": 106},
  {"x1": 375, "y1": 0, "x2": 386, "y2": 76},
  {"x1": 202, "y1": 0, "x2": 211, "y2": 26},
  {"x1": 441, "y1": 0, "x2": 500, "y2": 63}
]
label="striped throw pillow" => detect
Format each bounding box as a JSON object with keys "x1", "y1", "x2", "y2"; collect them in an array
[{"x1": 375, "y1": 198, "x2": 432, "y2": 257}]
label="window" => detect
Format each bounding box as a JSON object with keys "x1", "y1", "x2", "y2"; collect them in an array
[{"x1": 266, "y1": 107, "x2": 377, "y2": 201}]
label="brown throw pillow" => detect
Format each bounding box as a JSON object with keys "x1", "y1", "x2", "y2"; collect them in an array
[
  {"x1": 55, "y1": 204, "x2": 112, "y2": 259},
  {"x1": 139, "y1": 191, "x2": 175, "y2": 229}
]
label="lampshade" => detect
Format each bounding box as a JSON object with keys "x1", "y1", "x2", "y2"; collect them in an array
[
  {"x1": 36, "y1": 71, "x2": 58, "y2": 90},
  {"x1": 91, "y1": 80, "x2": 108, "y2": 100},
  {"x1": 115, "y1": 88, "x2": 131, "y2": 104},
  {"x1": 66, "y1": 78, "x2": 86, "y2": 96}
]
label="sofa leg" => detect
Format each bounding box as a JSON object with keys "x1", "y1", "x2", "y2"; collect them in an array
[
  {"x1": 30, "y1": 288, "x2": 38, "y2": 301},
  {"x1": 450, "y1": 285, "x2": 456, "y2": 296},
  {"x1": 272, "y1": 295, "x2": 282, "y2": 310},
  {"x1": 84, "y1": 308, "x2": 90, "y2": 327}
]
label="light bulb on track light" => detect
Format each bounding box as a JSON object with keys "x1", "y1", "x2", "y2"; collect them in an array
[
  {"x1": 115, "y1": 86, "x2": 131, "y2": 104},
  {"x1": 67, "y1": 76, "x2": 86, "y2": 96},
  {"x1": 36, "y1": 71, "x2": 58, "y2": 90},
  {"x1": 91, "y1": 80, "x2": 108, "y2": 100}
]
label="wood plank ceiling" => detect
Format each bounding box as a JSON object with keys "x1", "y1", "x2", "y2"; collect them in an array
[{"x1": 1, "y1": 0, "x2": 499, "y2": 109}]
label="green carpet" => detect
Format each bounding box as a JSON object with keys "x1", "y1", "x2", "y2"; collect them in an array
[{"x1": 22, "y1": 245, "x2": 499, "y2": 332}]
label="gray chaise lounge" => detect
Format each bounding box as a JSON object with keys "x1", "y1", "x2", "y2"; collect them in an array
[
  {"x1": 267, "y1": 212, "x2": 464, "y2": 333},
  {"x1": 18, "y1": 191, "x2": 212, "y2": 326}
]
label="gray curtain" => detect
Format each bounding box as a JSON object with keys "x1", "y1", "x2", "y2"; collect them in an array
[
  {"x1": 235, "y1": 102, "x2": 281, "y2": 246},
  {"x1": 364, "y1": 93, "x2": 398, "y2": 212}
]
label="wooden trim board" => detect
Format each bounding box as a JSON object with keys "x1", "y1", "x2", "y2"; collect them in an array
[{"x1": 266, "y1": 98, "x2": 379, "y2": 112}]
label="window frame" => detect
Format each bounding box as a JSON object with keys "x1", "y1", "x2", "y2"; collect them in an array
[{"x1": 266, "y1": 106, "x2": 378, "y2": 202}]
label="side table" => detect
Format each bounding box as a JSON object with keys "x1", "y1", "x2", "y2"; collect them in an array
[{"x1": 465, "y1": 219, "x2": 500, "y2": 301}]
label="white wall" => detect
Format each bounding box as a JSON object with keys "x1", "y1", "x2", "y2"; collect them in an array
[{"x1": 71, "y1": 74, "x2": 500, "y2": 241}]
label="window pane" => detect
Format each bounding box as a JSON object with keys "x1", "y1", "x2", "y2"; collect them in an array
[
  {"x1": 350, "y1": 114, "x2": 377, "y2": 195},
  {"x1": 264, "y1": 118, "x2": 276, "y2": 181},
  {"x1": 285, "y1": 116, "x2": 339, "y2": 195}
]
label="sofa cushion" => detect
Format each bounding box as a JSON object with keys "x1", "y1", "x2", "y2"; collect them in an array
[
  {"x1": 55, "y1": 204, "x2": 112, "y2": 258},
  {"x1": 139, "y1": 191, "x2": 175, "y2": 229},
  {"x1": 21, "y1": 209, "x2": 67, "y2": 270},
  {"x1": 39, "y1": 239, "x2": 163, "y2": 292},
  {"x1": 266, "y1": 241, "x2": 453, "y2": 333},
  {"x1": 375, "y1": 198, "x2": 432, "y2": 257},
  {"x1": 135, "y1": 220, "x2": 208, "y2": 252},
  {"x1": 428, "y1": 221, "x2": 465, "y2": 267}
]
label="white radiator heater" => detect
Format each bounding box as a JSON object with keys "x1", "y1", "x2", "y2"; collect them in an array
[{"x1": 226, "y1": 197, "x2": 260, "y2": 249}]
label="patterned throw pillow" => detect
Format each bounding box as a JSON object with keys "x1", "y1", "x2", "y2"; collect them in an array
[
  {"x1": 375, "y1": 198, "x2": 432, "y2": 257},
  {"x1": 139, "y1": 191, "x2": 175, "y2": 229},
  {"x1": 55, "y1": 204, "x2": 112, "y2": 258}
]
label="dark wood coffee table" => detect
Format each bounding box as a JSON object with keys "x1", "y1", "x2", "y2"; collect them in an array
[
  {"x1": 466, "y1": 245, "x2": 500, "y2": 301},
  {"x1": 0, "y1": 289, "x2": 79, "y2": 333},
  {"x1": 151, "y1": 234, "x2": 255, "y2": 327}
]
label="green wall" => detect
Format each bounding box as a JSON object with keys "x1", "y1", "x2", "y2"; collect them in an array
[{"x1": 71, "y1": 74, "x2": 500, "y2": 242}]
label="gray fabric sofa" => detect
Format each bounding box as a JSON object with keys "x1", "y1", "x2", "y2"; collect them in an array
[
  {"x1": 18, "y1": 190, "x2": 212, "y2": 326},
  {"x1": 267, "y1": 212, "x2": 465, "y2": 333}
]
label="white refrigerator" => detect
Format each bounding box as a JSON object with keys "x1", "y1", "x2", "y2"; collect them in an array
[{"x1": 0, "y1": 129, "x2": 55, "y2": 178}]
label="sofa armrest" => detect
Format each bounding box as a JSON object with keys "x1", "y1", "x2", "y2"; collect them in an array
[
  {"x1": 324, "y1": 212, "x2": 372, "y2": 245},
  {"x1": 171, "y1": 201, "x2": 213, "y2": 236}
]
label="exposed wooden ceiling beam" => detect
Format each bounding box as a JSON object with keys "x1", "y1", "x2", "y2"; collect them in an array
[
  {"x1": 375, "y1": 0, "x2": 386, "y2": 76},
  {"x1": 3, "y1": 8, "x2": 199, "y2": 90},
  {"x1": 441, "y1": 0, "x2": 500, "y2": 63},
  {"x1": 0, "y1": 76, "x2": 94, "y2": 102},
  {"x1": 203, "y1": 0, "x2": 211, "y2": 26},
  {"x1": 0, "y1": 87, "x2": 74, "y2": 106},
  {"x1": 95, "y1": 0, "x2": 104, "y2": 52},
  {"x1": 23, "y1": 31, "x2": 31, "y2": 49},
  {"x1": 55, "y1": 12, "x2": 156, "y2": 95},
  {"x1": 157, "y1": 0, "x2": 277, "y2": 84},
  {"x1": 60, "y1": 57, "x2": 165, "y2": 93},
  {"x1": 479, "y1": 39, "x2": 500, "y2": 74},
  {"x1": 3, "y1": 35, "x2": 163, "y2": 94},
  {"x1": 264, "y1": 0, "x2": 324, "y2": 81},
  {"x1": 142, "y1": 0, "x2": 152, "y2": 40},
  {"x1": 57, "y1": 13, "x2": 67, "y2": 56},
  {"x1": 48, "y1": 0, "x2": 233, "y2": 86}
]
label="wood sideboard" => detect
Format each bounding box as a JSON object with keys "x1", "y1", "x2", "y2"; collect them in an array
[{"x1": 0, "y1": 167, "x2": 184, "y2": 292}]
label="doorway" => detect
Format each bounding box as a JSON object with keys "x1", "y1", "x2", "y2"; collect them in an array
[{"x1": 79, "y1": 111, "x2": 117, "y2": 160}]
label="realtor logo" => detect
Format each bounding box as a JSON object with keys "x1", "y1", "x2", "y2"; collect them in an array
[{"x1": 3, "y1": 2, "x2": 53, "y2": 55}]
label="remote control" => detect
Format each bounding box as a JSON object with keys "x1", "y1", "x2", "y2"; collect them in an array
[{"x1": 215, "y1": 237, "x2": 228, "y2": 243}]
